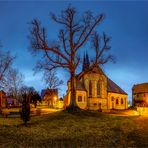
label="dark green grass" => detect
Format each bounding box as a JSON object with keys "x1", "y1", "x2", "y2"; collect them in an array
[{"x1": 0, "y1": 110, "x2": 148, "y2": 147}]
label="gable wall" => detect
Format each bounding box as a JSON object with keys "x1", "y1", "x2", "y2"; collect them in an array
[
  {"x1": 108, "y1": 92, "x2": 128, "y2": 109},
  {"x1": 83, "y1": 73, "x2": 107, "y2": 99}
]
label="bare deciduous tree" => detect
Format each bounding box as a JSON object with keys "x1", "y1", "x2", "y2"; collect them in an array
[
  {"x1": 4, "y1": 68, "x2": 24, "y2": 100},
  {"x1": 29, "y1": 6, "x2": 106, "y2": 110},
  {"x1": 91, "y1": 32, "x2": 115, "y2": 67},
  {"x1": 0, "y1": 50, "x2": 14, "y2": 89},
  {"x1": 43, "y1": 69, "x2": 63, "y2": 89}
]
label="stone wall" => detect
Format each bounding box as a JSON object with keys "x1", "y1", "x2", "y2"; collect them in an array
[
  {"x1": 136, "y1": 107, "x2": 148, "y2": 115},
  {"x1": 108, "y1": 92, "x2": 128, "y2": 110},
  {"x1": 76, "y1": 90, "x2": 87, "y2": 109},
  {"x1": 83, "y1": 73, "x2": 107, "y2": 99}
]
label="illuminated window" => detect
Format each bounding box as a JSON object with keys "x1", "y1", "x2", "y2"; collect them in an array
[
  {"x1": 116, "y1": 98, "x2": 119, "y2": 105},
  {"x1": 78, "y1": 96, "x2": 82, "y2": 102},
  {"x1": 89, "y1": 81, "x2": 92, "y2": 96},
  {"x1": 97, "y1": 81, "x2": 100, "y2": 96},
  {"x1": 121, "y1": 98, "x2": 123, "y2": 104}
]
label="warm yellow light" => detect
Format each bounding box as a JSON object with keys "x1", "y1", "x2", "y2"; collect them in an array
[{"x1": 54, "y1": 96, "x2": 57, "y2": 101}]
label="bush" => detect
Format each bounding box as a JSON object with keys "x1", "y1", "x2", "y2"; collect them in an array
[{"x1": 20, "y1": 94, "x2": 30, "y2": 125}]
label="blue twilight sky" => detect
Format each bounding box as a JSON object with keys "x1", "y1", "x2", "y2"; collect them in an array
[{"x1": 0, "y1": 1, "x2": 148, "y2": 100}]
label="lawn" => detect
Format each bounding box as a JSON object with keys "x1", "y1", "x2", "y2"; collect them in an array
[{"x1": 0, "y1": 110, "x2": 148, "y2": 147}]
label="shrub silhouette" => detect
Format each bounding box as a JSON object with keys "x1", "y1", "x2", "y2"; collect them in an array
[{"x1": 20, "y1": 94, "x2": 30, "y2": 125}]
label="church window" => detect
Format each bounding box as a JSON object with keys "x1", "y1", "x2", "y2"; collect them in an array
[
  {"x1": 78, "y1": 96, "x2": 82, "y2": 102},
  {"x1": 121, "y1": 98, "x2": 124, "y2": 104},
  {"x1": 97, "y1": 81, "x2": 101, "y2": 96},
  {"x1": 89, "y1": 81, "x2": 92, "y2": 96},
  {"x1": 111, "y1": 97, "x2": 114, "y2": 101},
  {"x1": 116, "y1": 98, "x2": 119, "y2": 105}
]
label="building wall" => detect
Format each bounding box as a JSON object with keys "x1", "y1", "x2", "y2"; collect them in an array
[
  {"x1": 43, "y1": 94, "x2": 58, "y2": 107},
  {"x1": 108, "y1": 92, "x2": 128, "y2": 109},
  {"x1": 136, "y1": 107, "x2": 148, "y2": 115},
  {"x1": 132, "y1": 92, "x2": 148, "y2": 107},
  {"x1": 65, "y1": 73, "x2": 128, "y2": 110},
  {"x1": 76, "y1": 90, "x2": 87, "y2": 109},
  {"x1": 83, "y1": 73, "x2": 107, "y2": 99},
  {"x1": 88, "y1": 98, "x2": 108, "y2": 110},
  {"x1": 65, "y1": 91, "x2": 87, "y2": 109},
  {"x1": 0, "y1": 91, "x2": 6, "y2": 108},
  {"x1": 83, "y1": 73, "x2": 108, "y2": 110}
]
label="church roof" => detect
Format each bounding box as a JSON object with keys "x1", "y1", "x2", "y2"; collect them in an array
[
  {"x1": 107, "y1": 78, "x2": 127, "y2": 95},
  {"x1": 76, "y1": 80, "x2": 86, "y2": 91}
]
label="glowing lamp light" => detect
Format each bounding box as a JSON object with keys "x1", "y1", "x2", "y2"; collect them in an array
[{"x1": 54, "y1": 96, "x2": 57, "y2": 101}]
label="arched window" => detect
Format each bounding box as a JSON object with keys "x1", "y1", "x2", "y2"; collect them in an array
[
  {"x1": 97, "y1": 81, "x2": 100, "y2": 96},
  {"x1": 111, "y1": 97, "x2": 114, "y2": 101},
  {"x1": 78, "y1": 96, "x2": 82, "y2": 102},
  {"x1": 89, "y1": 81, "x2": 92, "y2": 97},
  {"x1": 121, "y1": 98, "x2": 124, "y2": 104},
  {"x1": 116, "y1": 99, "x2": 118, "y2": 104}
]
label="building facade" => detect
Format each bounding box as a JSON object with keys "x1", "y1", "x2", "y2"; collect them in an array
[
  {"x1": 41, "y1": 89, "x2": 58, "y2": 107},
  {"x1": 132, "y1": 83, "x2": 148, "y2": 107},
  {"x1": 64, "y1": 54, "x2": 128, "y2": 110},
  {"x1": 0, "y1": 90, "x2": 6, "y2": 108}
]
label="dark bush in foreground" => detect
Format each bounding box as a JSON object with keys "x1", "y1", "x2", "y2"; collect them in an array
[{"x1": 20, "y1": 94, "x2": 30, "y2": 125}]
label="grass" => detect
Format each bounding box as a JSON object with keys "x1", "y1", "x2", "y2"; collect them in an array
[{"x1": 0, "y1": 110, "x2": 148, "y2": 147}]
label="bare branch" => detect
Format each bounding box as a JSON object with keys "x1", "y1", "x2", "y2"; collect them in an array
[
  {"x1": 91, "y1": 32, "x2": 115, "y2": 66},
  {"x1": 43, "y1": 69, "x2": 64, "y2": 89},
  {"x1": 75, "y1": 14, "x2": 105, "y2": 51}
]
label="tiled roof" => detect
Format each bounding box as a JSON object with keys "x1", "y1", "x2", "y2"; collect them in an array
[
  {"x1": 107, "y1": 78, "x2": 127, "y2": 95},
  {"x1": 133, "y1": 83, "x2": 148, "y2": 93},
  {"x1": 76, "y1": 81, "x2": 86, "y2": 91}
]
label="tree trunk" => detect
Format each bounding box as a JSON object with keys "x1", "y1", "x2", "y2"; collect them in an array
[{"x1": 67, "y1": 71, "x2": 79, "y2": 111}]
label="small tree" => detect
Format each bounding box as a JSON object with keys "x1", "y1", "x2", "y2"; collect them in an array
[
  {"x1": 4, "y1": 68, "x2": 24, "y2": 100},
  {"x1": 20, "y1": 94, "x2": 30, "y2": 126}
]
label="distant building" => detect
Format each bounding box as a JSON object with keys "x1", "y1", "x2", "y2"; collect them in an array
[
  {"x1": 41, "y1": 89, "x2": 58, "y2": 107},
  {"x1": 64, "y1": 53, "x2": 128, "y2": 110},
  {"x1": 6, "y1": 97, "x2": 17, "y2": 106},
  {"x1": 0, "y1": 90, "x2": 6, "y2": 108},
  {"x1": 132, "y1": 83, "x2": 148, "y2": 107}
]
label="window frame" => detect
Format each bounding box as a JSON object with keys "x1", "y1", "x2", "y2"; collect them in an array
[{"x1": 78, "y1": 96, "x2": 82, "y2": 102}]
